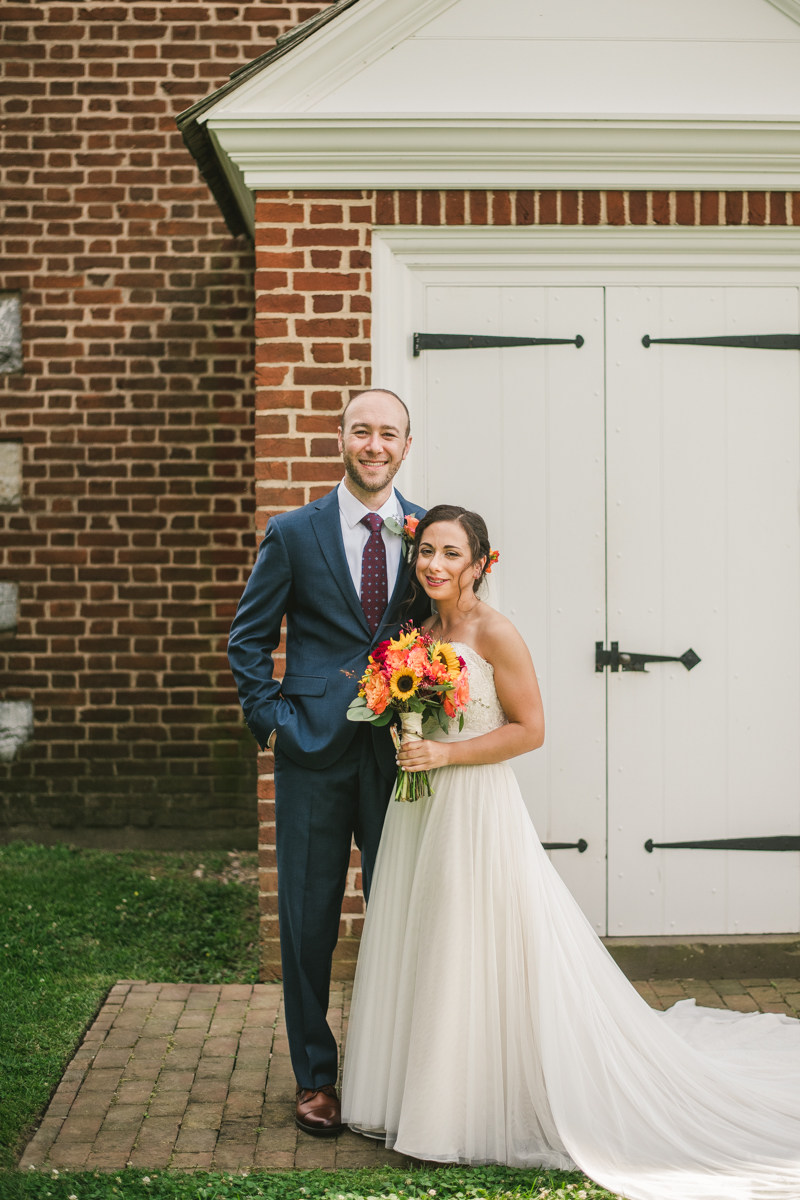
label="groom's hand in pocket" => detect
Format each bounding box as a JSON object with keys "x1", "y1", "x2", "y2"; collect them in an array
[{"x1": 397, "y1": 738, "x2": 451, "y2": 772}]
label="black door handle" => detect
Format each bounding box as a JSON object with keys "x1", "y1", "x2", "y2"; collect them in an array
[{"x1": 596, "y1": 641, "x2": 700, "y2": 673}]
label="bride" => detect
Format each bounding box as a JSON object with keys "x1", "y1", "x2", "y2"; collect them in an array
[{"x1": 341, "y1": 504, "x2": 800, "y2": 1200}]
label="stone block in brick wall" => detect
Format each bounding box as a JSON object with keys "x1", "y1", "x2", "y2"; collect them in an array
[
  {"x1": 0, "y1": 296, "x2": 22, "y2": 376},
  {"x1": 0, "y1": 442, "x2": 22, "y2": 509},
  {"x1": 0, "y1": 700, "x2": 34, "y2": 763},
  {"x1": 0, "y1": 583, "x2": 17, "y2": 634}
]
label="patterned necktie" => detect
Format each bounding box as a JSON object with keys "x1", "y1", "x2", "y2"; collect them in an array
[{"x1": 360, "y1": 512, "x2": 388, "y2": 634}]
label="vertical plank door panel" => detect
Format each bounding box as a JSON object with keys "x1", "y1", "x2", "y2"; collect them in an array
[
  {"x1": 418, "y1": 285, "x2": 607, "y2": 930},
  {"x1": 607, "y1": 285, "x2": 800, "y2": 936}
]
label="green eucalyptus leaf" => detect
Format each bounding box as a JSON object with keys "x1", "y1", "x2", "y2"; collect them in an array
[{"x1": 347, "y1": 706, "x2": 379, "y2": 722}]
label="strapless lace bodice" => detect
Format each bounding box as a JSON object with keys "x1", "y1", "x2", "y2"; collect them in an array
[{"x1": 429, "y1": 641, "x2": 508, "y2": 740}]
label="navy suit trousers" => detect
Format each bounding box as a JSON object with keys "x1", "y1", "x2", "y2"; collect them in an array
[{"x1": 274, "y1": 724, "x2": 393, "y2": 1088}]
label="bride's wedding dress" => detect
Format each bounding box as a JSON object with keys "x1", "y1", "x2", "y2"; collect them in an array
[{"x1": 342, "y1": 644, "x2": 800, "y2": 1200}]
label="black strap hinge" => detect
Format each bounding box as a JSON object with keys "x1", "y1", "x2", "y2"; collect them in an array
[
  {"x1": 414, "y1": 333, "x2": 584, "y2": 356},
  {"x1": 645, "y1": 836, "x2": 800, "y2": 852},
  {"x1": 643, "y1": 334, "x2": 800, "y2": 351}
]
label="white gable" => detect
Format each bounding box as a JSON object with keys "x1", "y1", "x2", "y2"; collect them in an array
[
  {"x1": 200, "y1": 0, "x2": 800, "y2": 231},
  {"x1": 312, "y1": 0, "x2": 800, "y2": 116},
  {"x1": 216, "y1": 0, "x2": 800, "y2": 116}
]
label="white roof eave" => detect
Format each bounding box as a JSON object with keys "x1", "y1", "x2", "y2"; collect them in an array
[{"x1": 206, "y1": 112, "x2": 800, "y2": 207}]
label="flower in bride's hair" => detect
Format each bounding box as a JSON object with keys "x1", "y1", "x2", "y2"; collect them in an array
[
  {"x1": 431, "y1": 640, "x2": 460, "y2": 676},
  {"x1": 485, "y1": 548, "x2": 500, "y2": 573},
  {"x1": 389, "y1": 667, "x2": 421, "y2": 701},
  {"x1": 364, "y1": 671, "x2": 390, "y2": 715}
]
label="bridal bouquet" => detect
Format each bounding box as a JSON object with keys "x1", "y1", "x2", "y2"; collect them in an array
[{"x1": 347, "y1": 625, "x2": 470, "y2": 801}]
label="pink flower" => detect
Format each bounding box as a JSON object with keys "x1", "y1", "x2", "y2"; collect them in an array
[
  {"x1": 384, "y1": 646, "x2": 408, "y2": 673},
  {"x1": 406, "y1": 643, "x2": 428, "y2": 676}
]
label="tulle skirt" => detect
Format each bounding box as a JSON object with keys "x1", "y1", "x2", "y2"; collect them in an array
[{"x1": 341, "y1": 757, "x2": 800, "y2": 1200}]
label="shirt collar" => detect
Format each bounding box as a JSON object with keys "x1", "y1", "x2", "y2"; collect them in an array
[{"x1": 338, "y1": 478, "x2": 402, "y2": 530}]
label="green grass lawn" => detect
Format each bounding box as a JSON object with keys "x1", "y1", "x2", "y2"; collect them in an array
[
  {"x1": 0, "y1": 841, "x2": 617, "y2": 1200},
  {"x1": 0, "y1": 1163, "x2": 614, "y2": 1200}
]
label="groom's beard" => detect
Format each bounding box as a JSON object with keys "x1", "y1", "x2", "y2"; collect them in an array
[{"x1": 342, "y1": 449, "x2": 401, "y2": 494}]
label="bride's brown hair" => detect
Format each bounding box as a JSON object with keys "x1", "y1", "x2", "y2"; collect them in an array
[{"x1": 406, "y1": 504, "x2": 491, "y2": 610}]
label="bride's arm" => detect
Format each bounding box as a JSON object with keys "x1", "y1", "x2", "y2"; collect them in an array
[{"x1": 396, "y1": 621, "x2": 544, "y2": 772}]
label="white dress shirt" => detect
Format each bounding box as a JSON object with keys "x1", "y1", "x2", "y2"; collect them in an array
[{"x1": 337, "y1": 478, "x2": 404, "y2": 597}]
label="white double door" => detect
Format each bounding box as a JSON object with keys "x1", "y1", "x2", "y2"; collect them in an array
[{"x1": 412, "y1": 283, "x2": 800, "y2": 936}]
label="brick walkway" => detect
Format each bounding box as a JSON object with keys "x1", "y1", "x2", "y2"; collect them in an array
[
  {"x1": 20, "y1": 981, "x2": 409, "y2": 1174},
  {"x1": 20, "y1": 976, "x2": 800, "y2": 1173}
]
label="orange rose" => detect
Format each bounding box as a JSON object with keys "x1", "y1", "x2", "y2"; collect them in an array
[
  {"x1": 426, "y1": 658, "x2": 447, "y2": 682},
  {"x1": 364, "y1": 672, "x2": 390, "y2": 715}
]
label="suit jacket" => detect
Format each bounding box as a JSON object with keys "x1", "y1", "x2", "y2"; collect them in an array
[{"x1": 227, "y1": 485, "x2": 427, "y2": 776}]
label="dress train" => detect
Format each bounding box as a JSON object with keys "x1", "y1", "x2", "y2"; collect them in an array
[{"x1": 342, "y1": 644, "x2": 800, "y2": 1200}]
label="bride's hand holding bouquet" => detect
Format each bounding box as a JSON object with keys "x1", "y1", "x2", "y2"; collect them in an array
[{"x1": 346, "y1": 625, "x2": 470, "y2": 801}]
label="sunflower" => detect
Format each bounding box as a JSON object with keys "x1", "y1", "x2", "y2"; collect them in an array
[
  {"x1": 389, "y1": 667, "x2": 421, "y2": 700},
  {"x1": 390, "y1": 628, "x2": 419, "y2": 651},
  {"x1": 431, "y1": 641, "x2": 461, "y2": 675}
]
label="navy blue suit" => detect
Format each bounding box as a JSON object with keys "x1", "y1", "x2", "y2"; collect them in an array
[{"x1": 228, "y1": 484, "x2": 427, "y2": 1087}]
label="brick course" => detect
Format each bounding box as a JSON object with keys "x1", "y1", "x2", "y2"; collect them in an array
[
  {"x1": 0, "y1": 2, "x2": 337, "y2": 847},
  {"x1": 253, "y1": 186, "x2": 800, "y2": 977}
]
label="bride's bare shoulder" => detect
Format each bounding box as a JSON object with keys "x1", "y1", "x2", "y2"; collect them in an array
[{"x1": 473, "y1": 605, "x2": 533, "y2": 668}]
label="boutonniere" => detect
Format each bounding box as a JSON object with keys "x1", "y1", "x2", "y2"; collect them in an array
[{"x1": 384, "y1": 513, "x2": 419, "y2": 559}]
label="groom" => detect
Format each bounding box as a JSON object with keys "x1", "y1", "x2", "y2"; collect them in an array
[{"x1": 227, "y1": 388, "x2": 427, "y2": 1137}]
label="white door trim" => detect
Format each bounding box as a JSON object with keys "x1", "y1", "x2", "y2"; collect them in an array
[{"x1": 375, "y1": 224, "x2": 800, "y2": 275}]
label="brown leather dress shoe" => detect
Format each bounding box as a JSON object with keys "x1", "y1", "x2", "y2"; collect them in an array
[{"x1": 295, "y1": 1084, "x2": 343, "y2": 1137}]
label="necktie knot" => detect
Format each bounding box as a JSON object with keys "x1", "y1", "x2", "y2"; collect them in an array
[{"x1": 362, "y1": 513, "x2": 383, "y2": 535}]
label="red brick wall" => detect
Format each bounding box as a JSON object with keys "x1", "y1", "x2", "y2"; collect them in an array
[
  {"x1": 254, "y1": 186, "x2": 800, "y2": 977},
  {"x1": 0, "y1": 2, "x2": 335, "y2": 848}
]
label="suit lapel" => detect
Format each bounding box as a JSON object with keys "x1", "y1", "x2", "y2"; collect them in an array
[{"x1": 309, "y1": 488, "x2": 371, "y2": 635}]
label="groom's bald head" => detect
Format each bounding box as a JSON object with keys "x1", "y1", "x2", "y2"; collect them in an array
[{"x1": 341, "y1": 389, "x2": 410, "y2": 441}]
